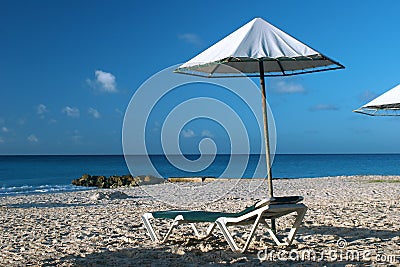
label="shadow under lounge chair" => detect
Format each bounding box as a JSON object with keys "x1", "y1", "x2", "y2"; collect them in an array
[{"x1": 141, "y1": 196, "x2": 307, "y2": 252}]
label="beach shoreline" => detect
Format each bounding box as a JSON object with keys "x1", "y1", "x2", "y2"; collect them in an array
[{"x1": 1, "y1": 175, "x2": 399, "y2": 266}]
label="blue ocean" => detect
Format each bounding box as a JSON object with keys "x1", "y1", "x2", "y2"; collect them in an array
[{"x1": 1, "y1": 154, "x2": 400, "y2": 196}]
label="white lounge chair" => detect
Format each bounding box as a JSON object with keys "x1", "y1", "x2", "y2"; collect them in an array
[{"x1": 141, "y1": 196, "x2": 307, "y2": 252}]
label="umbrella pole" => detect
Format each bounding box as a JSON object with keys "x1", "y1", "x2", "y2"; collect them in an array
[{"x1": 259, "y1": 61, "x2": 276, "y2": 233}]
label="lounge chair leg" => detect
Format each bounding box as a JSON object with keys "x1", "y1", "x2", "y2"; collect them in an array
[
  {"x1": 241, "y1": 214, "x2": 262, "y2": 253},
  {"x1": 265, "y1": 206, "x2": 308, "y2": 246},
  {"x1": 271, "y1": 218, "x2": 276, "y2": 233},
  {"x1": 285, "y1": 206, "x2": 307, "y2": 245},
  {"x1": 216, "y1": 218, "x2": 240, "y2": 252},
  {"x1": 190, "y1": 223, "x2": 216, "y2": 239},
  {"x1": 160, "y1": 215, "x2": 184, "y2": 243},
  {"x1": 216, "y1": 215, "x2": 262, "y2": 253},
  {"x1": 190, "y1": 223, "x2": 200, "y2": 237},
  {"x1": 266, "y1": 228, "x2": 287, "y2": 246},
  {"x1": 141, "y1": 213, "x2": 159, "y2": 242},
  {"x1": 141, "y1": 213, "x2": 184, "y2": 244}
]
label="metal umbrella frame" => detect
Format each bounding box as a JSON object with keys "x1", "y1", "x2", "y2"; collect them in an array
[{"x1": 354, "y1": 84, "x2": 400, "y2": 116}]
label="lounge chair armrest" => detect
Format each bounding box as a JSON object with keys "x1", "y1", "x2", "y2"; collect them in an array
[{"x1": 218, "y1": 205, "x2": 270, "y2": 225}]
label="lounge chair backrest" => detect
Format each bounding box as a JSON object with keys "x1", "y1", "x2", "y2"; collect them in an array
[
  {"x1": 255, "y1": 197, "x2": 275, "y2": 208},
  {"x1": 235, "y1": 197, "x2": 275, "y2": 217}
]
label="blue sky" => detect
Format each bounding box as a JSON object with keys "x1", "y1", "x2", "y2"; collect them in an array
[{"x1": 1, "y1": 0, "x2": 400, "y2": 155}]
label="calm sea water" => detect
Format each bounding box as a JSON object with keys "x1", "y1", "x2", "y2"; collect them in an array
[{"x1": 1, "y1": 154, "x2": 400, "y2": 196}]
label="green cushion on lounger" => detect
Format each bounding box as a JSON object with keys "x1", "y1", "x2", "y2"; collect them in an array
[{"x1": 151, "y1": 204, "x2": 257, "y2": 222}]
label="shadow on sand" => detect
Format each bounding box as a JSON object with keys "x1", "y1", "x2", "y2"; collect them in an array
[
  {"x1": 4, "y1": 195, "x2": 151, "y2": 209},
  {"x1": 4, "y1": 202, "x2": 99, "y2": 209},
  {"x1": 41, "y1": 224, "x2": 399, "y2": 266}
]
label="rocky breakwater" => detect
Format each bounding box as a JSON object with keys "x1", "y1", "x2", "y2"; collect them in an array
[{"x1": 72, "y1": 174, "x2": 165, "y2": 188}]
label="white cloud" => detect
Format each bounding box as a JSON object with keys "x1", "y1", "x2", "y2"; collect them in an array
[
  {"x1": 27, "y1": 134, "x2": 39, "y2": 143},
  {"x1": 115, "y1": 108, "x2": 123, "y2": 116},
  {"x1": 310, "y1": 104, "x2": 338, "y2": 111},
  {"x1": 18, "y1": 118, "x2": 26, "y2": 125},
  {"x1": 1, "y1": 127, "x2": 9, "y2": 133},
  {"x1": 181, "y1": 129, "x2": 195, "y2": 138},
  {"x1": 88, "y1": 108, "x2": 101, "y2": 119},
  {"x1": 271, "y1": 80, "x2": 305, "y2": 94},
  {"x1": 0, "y1": 137, "x2": 4, "y2": 143},
  {"x1": 178, "y1": 33, "x2": 203, "y2": 46},
  {"x1": 87, "y1": 70, "x2": 118, "y2": 93},
  {"x1": 201, "y1": 130, "x2": 214, "y2": 138},
  {"x1": 62, "y1": 106, "x2": 80, "y2": 118},
  {"x1": 37, "y1": 104, "x2": 48, "y2": 115}
]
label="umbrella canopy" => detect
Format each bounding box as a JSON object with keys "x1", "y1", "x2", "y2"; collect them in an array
[
  {"x1": 175, "y1": 17, "x2": 344, "y2": 202},
  {"x1": 175, "y1": 18, "x2": 344, "y2": 77},
  {"x1": 354, "y1": 84, "x2": 400, "y2": 116}
]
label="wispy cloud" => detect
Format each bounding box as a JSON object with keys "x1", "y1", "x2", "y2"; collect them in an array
[
  {"x1": 270, "y1": 80, "x2": 306, "y2": 94},
  {"x1": 152, "y1": 121, "x2": 161, "y2": 132},
  {"x1": 1, "y1": 126, "x2": 9, "y2": 133},
  {"x1": 359, "y1": 89, "x2": 377, "y2": 103},
  {"x1": 86, "y1": 70, "x2": 118, "y2": 93},
  {"x1": 62, "y1": 106, "x2": 80, "y2": 118},
  {"x1": 27, "y1": 134, "x2": 39, "y2": 143},
  {"x1": 88, "y1": 107, "x2": 101, "y2": 119},
  {"x1": 37, "y1": 104, "x2": 48, "y2": 118},
  {"x1": 0, "y1": 137, "x2": 4, "y2": 143},
  {"x1": 181, "y1": 129, "x2": 195, "y2": 138},
  {"x1": 70, "y1": 130, "x2": 83, "y2": 143},
  {"x1": 178, "y1": 33, "x2": 203, "y2": 46},
  {"x1": 310, "y1": 104, "x2": 339, "y2": 111},
  {"x1": 201, "y1": 130, "x2": 214, "y2": 138}
]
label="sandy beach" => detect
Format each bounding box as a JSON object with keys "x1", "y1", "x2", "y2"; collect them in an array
[{"x1": 1, "y1": 175, "x2": 399, "y2": 266}]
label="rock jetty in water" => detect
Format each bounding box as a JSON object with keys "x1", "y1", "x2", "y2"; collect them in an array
[{"x1": 72, "y1": 174, "x2": 165, "y2": 188}]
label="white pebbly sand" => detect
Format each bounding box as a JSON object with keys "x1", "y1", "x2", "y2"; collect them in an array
[{"x1": 1, "y1": 176, "x2": 399, "y2": 266}]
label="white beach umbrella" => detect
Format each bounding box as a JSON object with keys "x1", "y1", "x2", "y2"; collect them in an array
[
  {"x1": 354, "y1": 84, "x2": 400, "y2": 116},
  {"x1": 175, "y1": 18, "x2": 344, "y2": 199}
]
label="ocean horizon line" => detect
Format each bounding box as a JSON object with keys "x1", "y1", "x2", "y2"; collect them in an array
[{"x1": 1, "y1": 153, "x2": 400, "y2": 157}]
